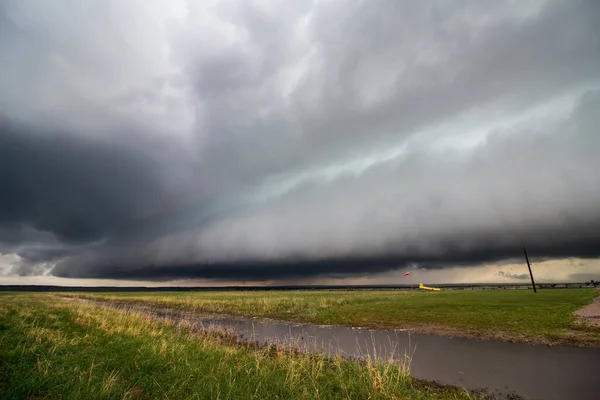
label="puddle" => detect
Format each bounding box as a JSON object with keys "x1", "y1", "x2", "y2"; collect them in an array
[{"x1": 72, "y1": 299, "x2": 600, "y2": 400}]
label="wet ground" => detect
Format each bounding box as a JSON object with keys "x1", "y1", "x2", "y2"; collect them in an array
[{"x1": 75, "y1": 299, "x2": 600, "y2": 400}]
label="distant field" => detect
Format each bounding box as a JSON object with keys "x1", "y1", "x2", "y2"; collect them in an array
[
  {"x1": 0, "y1": 293, "x2": 474, "y2": 400},
  {"x1": 65, "y1": 289, "x2": 600, "y2": 346}
]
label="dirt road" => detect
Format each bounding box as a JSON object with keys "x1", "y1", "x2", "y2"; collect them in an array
[{"x1": 575, "y1": 289, "x2": 600, "y2": 327}]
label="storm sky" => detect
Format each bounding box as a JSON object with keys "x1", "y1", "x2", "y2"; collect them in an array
[{"x1": 1, "y1": 0, "x2": 599, "y2": 284}]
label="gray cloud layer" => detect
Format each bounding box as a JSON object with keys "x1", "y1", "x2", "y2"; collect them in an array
[{"x1": 1, "y1": 0, "x2": 599, "y2": 281}]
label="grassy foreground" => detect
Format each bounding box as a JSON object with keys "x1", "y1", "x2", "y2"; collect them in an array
[
  {"x1": 67, "y1": 289, "x2": 600, "y2": 346},
  {"x1": 0, "y1": 293, "x2": 474, "y2": 400}
]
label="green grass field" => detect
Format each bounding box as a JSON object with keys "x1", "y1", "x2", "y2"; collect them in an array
[
  {"x1": 0, "y1": 293, "x2": 477, "y2": 400},
  {"x1": 65, "y1": 289, "x2": 600, "y2": 346}
]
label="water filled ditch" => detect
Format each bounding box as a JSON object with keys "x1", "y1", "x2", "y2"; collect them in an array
[{"x1": 72, "y1": 299, "x2": 600, "y2": 400}]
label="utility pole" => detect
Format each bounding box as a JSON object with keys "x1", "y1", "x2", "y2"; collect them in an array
[{"x1": 523, "y1": 247, "x2": 537, "y2": 293}]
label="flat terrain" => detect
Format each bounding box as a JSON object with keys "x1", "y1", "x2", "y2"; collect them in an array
[
  {"x1": 65, "y1": 289, "x2": 600, "y2": 346},
  {"x1": 0, "y1": 293, "x2": 479, "y2": 400}
]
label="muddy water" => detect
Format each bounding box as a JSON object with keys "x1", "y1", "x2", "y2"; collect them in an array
[{"x1": 81, "y1": 300, "x2": 600, "y2": 400}]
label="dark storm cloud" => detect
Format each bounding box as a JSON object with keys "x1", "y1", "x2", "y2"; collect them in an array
[
  {"x1": 1, "y1": 0, "x2": 600, "y2": 281},
  {"x1": 188, "y1": 0, "x2": 600, "y2": 182},
  {"x1": 0, "y1": 119, "x2": 178, "y2": 243},
  {"x1": 53, "y1": 240, "x2": 600, "y2": 281}
]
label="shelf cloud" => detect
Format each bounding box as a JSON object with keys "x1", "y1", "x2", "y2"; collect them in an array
[{"x1": 1, "y1": 0, "x2": 599, "y2": 283}]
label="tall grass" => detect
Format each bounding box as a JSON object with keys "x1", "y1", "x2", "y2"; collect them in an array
[{"x1": 0, "y1": 293, "x2": 475, "y2": 399}]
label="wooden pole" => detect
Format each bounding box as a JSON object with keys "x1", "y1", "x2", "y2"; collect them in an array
[{"x1": 523, "y1": 247, "x2": 537, "y2": 293}]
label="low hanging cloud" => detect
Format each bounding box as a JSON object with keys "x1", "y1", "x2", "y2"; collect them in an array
[
  {"x1": 497, "y1": 271, "x2": 530, "y2": 281},
  {"x1": 1, "y1": 0, "x2": 600, "y2": 283}
]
